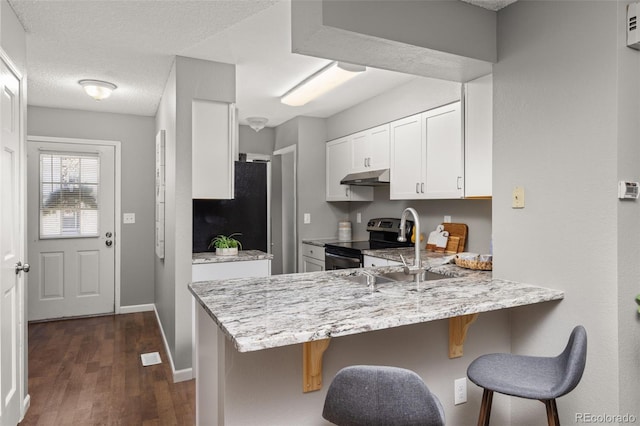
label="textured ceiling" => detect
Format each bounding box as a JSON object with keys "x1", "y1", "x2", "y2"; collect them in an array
[{"x1": 9, "y1": 0, "x2": 514, "y2": 127}]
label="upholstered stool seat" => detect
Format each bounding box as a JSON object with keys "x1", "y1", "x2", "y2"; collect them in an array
[
  {"x1": 467, "y1": 325, "x2": 587, "y2": 426},
  {"x1": 323, "y1": 365, "x2": 445, "y2": 426}
]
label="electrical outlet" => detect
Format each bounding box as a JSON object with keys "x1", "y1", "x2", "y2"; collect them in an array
[
  {"x1": 444, "y1": 215, "x2": 451, "y2": 223},
  {"x1": 454, "y1": 377, "x2": 467, "y2": 405},
  {"x1": 304, "y1": 213, "x2": 311, "y2": 224},
  {"x1": 512, "y1": 186, "x2": 525, "y2": 209},
  {"x1": 123, "y1": 213, "x2": 136, "y2": 224},
  {"x1": 356, "y1": 212, "x2": 362, "y2": 223}
]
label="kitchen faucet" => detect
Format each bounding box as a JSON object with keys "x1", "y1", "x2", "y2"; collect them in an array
[{"x1": 397, "y1": 207, "x2": 424, "y2": 283}]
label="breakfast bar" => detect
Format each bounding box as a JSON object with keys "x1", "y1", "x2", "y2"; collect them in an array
[{"x1": 189, "y1": 258, "x2": 563, "y2": 425}]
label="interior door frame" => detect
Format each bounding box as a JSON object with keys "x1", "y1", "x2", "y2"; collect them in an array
[
  {"x1": 272, "y1": 145, "x2": 297, "y2": 273},
  {"x1": 26, "y1": 135, "x2": 123, "y2": 314}
]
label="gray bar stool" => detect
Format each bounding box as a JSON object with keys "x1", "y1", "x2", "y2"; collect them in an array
[
  {"x1": 467, "y1": 325, "x2": 587, "y2": 426},
  {"x1": 322, "y1": 365, "x2": 445, "y2": 426}
]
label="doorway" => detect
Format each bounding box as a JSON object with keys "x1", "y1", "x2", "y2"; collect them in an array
[
  {"x1": 272, "y1": 145, "x2": 297, "y2": 275},
  {"x1": 26, "y1": 137, "x2": 121, "y2": 321}
]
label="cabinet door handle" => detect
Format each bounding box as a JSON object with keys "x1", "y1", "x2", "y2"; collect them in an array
[
  {"x1": 416, "y1": 183, "x2": 420, "y2": 193},
  {"x1": 457, "y1": 176, "x2": 462, "y2": 190},
  {"x1": 364, "y1": 158, "x2": 367, "y2": 167},
  {"x1": 345, "y1": 187, "x2": 350, "y2": 197},
  {"x1": 421, "y1": 183, "x2": 425, "y2": 193}
]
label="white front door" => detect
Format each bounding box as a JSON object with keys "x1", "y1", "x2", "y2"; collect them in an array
[
  {"x1": 27, "y1": 140, "x2": 115, "y2": 321},
  {"x1": 0, "y1": 57, "x2": 24, "y2": 426}
]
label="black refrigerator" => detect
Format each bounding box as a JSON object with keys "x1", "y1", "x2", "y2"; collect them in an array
[{"x1": 193, "y1": 161, "x2": 268, "y2": 253}]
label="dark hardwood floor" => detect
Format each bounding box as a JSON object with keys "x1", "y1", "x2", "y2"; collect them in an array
[{"x1": 19, "y1": 312, "x2": 195, "y2": 426}]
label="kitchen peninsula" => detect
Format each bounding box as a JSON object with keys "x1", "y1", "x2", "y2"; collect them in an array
[{"x1": 189, "y1": 257, "x2": 563, "y2": 425}]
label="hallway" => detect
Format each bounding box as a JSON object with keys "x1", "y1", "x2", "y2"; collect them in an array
[{"x1": 19, "y1": 312, "x2": 195, "y2": 425}]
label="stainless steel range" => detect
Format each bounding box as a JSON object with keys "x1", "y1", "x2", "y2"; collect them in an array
[{"x1": 324, "y1": 218, "x2": 414, "y2": 270}]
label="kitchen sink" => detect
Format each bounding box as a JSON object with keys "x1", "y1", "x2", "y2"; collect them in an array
[
  {"x1": 344, "y1": 270, "x2": 447, "y2": 286},
  {"x1": 377, "y1": 270, "x2": 448, "y2": 282}
]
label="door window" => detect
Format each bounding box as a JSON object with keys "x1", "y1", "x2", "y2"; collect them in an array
[{"x1": 39, "y1": 152, "x2": 100, "y2": 238}]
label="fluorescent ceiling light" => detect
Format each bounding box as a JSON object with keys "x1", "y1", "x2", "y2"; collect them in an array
[
  {"x1": 79, "y1": 79, "x2": 117, "y2": 100},
  {"x1": 280, "y1": 62, "x2": 366, "y2": 107}
]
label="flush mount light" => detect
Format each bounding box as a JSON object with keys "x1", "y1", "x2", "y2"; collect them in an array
[
  {"x1": 247, "y1": 117, "x2": 268, "y2": 132},
  {"x1": 280, "y1": 62, "x2": 366, "y2": 107},
  {"x1": 78, "y1": 79, "x2": 117, "y2": 101}
]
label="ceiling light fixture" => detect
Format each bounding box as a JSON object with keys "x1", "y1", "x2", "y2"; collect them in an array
[
  {"x1": 247, "y1": 117, "x2": 268, "y2": 132},
  {"x1": 79, "y1": 79, "x2": 117, "y2": 101},
  {"x1": 280, "y1": 62, "x2": 366, "y2": 107}
]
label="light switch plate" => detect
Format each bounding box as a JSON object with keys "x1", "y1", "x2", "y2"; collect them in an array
[
  {"x1": 512, "y1": 187, "x2": 525, "y2": 209},
  {"x1": 123, "y1": 213, "x2": 136, "y2": 224},
  {"x1": 303, "y1": 213, "x2": 311, "y2": 224},
  {"x1": 356, "y1": 212, "x2": 362, "y2": 223}
]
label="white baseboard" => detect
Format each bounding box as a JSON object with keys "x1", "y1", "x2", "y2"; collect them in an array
[
  {"x1": 119, "y1": 303, "x2": 155, "y2": 314},
  {"x1": 152, "y1": 305, "x2": 193, "y2": 383},
  {"x1": 21, "y1": 394, "x2": 30, "y2": 422}
]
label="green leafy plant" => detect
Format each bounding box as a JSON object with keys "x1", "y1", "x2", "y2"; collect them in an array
[{"x1": 208, "y1": 233, "x2": 243, "y2": 250}]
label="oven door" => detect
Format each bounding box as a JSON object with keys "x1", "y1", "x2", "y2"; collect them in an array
[{"x1": 325, "y1": 252, "x2": 361, "y2": 270}]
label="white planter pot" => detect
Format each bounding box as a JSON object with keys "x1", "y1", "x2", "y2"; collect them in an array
[{"x1": 216, "y1": 247, "x2": 238, "y2": 256}]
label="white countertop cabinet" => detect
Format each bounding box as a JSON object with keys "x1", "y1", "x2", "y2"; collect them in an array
[
  {"x1": 390, "y1": 102, "x2": 463, "y2": 200},
  {"x1": 351, "y1": 124, "x2": 390, "y2": 173},
  {"x1": 192, "y1": 100, "x2": 238, "y2": 199},
  {"x1": 326, "y1": 137, "x2": 373, "y2": 201},
  {"x1": 464, "y1": 74, "x2": 492, "y2": 198},
  {"x1": 301, "y1": 243, "x2": 325, "y2": 272}
]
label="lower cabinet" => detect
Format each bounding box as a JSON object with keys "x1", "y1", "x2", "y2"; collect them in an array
[
  {"x1": 192, "y1": 259, "x2": 271, "y2": 282},
  {"x1": 363, "y1": 255, "x2": 402, "y2": 268},
  {"x1": 302, "y1": 243, "x2": 325, "y2": 272}
]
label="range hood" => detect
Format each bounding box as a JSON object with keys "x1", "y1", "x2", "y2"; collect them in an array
[{"x1": 340, "y1": 169, "x2": 390, "y2": 186}]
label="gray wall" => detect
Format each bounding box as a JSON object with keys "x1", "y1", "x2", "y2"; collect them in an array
[
  {"x1": 239, "y1": 124, "x2": 275, "y2": 155},
  {"x1": 495, "y1": 1, "x2": 626, "y2": 422},
  {"x1": 155, "y1": 56, "x2": 235, "y2": 372},
  {"x1": 27, "y1": 106, "x2": 157, "y2": 307},
  {"x1": 615, "y1": 1, "x2": 640, "y2": 416}
]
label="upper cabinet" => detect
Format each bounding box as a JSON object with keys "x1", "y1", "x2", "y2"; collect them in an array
[
  {"x1": 326, "y1": 137, "x2": 373, "y2": 201},
  {"x1": 464, "y1": 74, "x2": 492, "y2": 198},
  {"x1": 192, "y1": 100, "x2": 238, "y2": 199},
  {"x1": 390, "y1": 102, "x2": 463, "y2": 200},
  {"x1": 351, "y1": 124, "x2": 390, "y2": 173}
]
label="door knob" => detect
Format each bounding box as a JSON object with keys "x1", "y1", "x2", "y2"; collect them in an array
[
  {"x1": 106, "y1": 240, "x2": 113, "y2": 247},
  {"x1": 105, "y1": 231, "x2": 112, "y2": 238},
  {"x1": 15, "y1": 261, "x2": 30, "y2": 274}
]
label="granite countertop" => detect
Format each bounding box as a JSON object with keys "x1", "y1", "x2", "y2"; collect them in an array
[
  {"x1": 193, "y1": 250, "x2": 273, "y2": 264},
  {"x1": 189, "y1": 261, "x2": 563, "y2": 353}
]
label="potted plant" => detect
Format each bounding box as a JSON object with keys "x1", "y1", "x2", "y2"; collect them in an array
[{"x1": 209, "y1": 233, "x2": 242, "y2": 256}]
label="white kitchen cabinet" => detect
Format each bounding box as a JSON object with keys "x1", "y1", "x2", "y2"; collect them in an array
[
  {"x1": 192, "y1": 100, "x2": 238, "y2": 199},
  {"x1": 364, "y1": 255, "x2": 402, "y2": 267},
  {"x1": 390, "y1": 114, "x2": 424, "y2": 199},
  {"x1": 326, "y1": 137, "x2": 373, "y2": 201},
  {"x1": 423, "y1": 101, "x2": 463, "y2": 198},
  {"x1": 363, "y1": 255, "x2": 387, "y2": 267},
  {"x1": 302, "y1": 243, "x2": 325, "y2": 272},
  {"x1": 351, "y1": 124, "x2": 390, "y2": 172},
  {"x1": 192, "y1": 259, "x2": 271, "y2": 282},
  {"x1": 390, "y1": 102, "x2": 463, "y2": 200},
  {"x1": 464, "y1": 74, "x2": 492, "y2": 198}
]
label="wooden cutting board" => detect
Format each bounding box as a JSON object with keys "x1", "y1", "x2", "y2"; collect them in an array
[{"x1": 442, "y1": 223, "x2": 467, "y2": 253}]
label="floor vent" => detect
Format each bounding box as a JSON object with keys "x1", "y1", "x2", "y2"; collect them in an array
[{"x1": 140, "y1": 352, "x2": 162, "y2": 366}]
